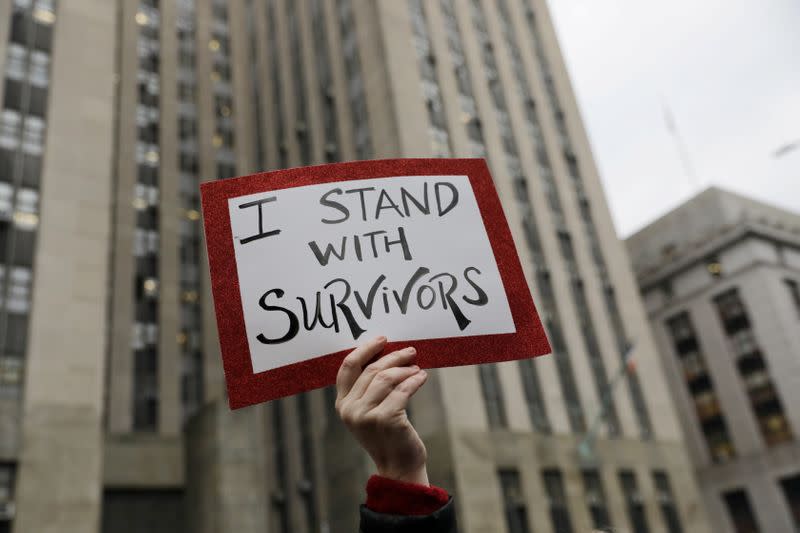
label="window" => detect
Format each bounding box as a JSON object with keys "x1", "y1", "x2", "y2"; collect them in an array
[
  {"x1": 780, "y1": 474, "x2": 800, "y2": 532},
  {"x1": 786, "y1": 279, "x2": 800, "y2": 317},
  {"x1": 3, "y1": 312, "x2": 29, "y2": 358},
  {"x1": 581, "y1": 470, "x2": 611, "y2": 531},
  {"x1": 543, "y1": 469, "x2": 574, "y2": 533},
  {"x1": 730, "y1": 329, "x2": 758, "y2": 358},
  {"x1": 707, "y1": 257, "x2": 723, "y2": 278},
  {"x1": 479, "y1": 365, "x2": 507, "y2": 428},
  {"x1": 714, "y1": 289, "x2": 747, "y2": 331},
  {"x1": 271, "y1": 400, "x2": 291, "y2": 533},
  {"x1": 20, "y1": 152, "x2": 41, "y2": 188},
  {"x1": 296, "y1": 394, "x2": 318, "y2": 533},
  {"x1": 703, "y1": 416, "x2": 736, "y2": 462},
  {"x1": 619, "y1": 470, "x2": 650, "y2": 533},
  {"x1": 653, "y1": 471, "x2": 683, "y2": 533},
  {"x1": 12, "y1": 226, "x2": 35, "y2": 266},
  {"x1": 133, "y1": 347, "x2": 158, "y2": 432},
  {"x1": 0, "y1": 220, "x2": 8, "y2": 262},
  {"x1": 0, "y1": 463, "x2": 15, "y2": 503},
  {"x1": 518, "y1": 359, "x2": 550, "y2": 433},
  {"x1": 498, "y1": 469, "x2": 531, "y2": 533},
  {"x1": 547, "y1": 318, "x2": 586, "y2": 432},
  {"x1": 722, "y1": 489, "x2": 760, "y2": 533},
  {"x1": 0, "y1": 463, "x2": 16, "y2": 530}
]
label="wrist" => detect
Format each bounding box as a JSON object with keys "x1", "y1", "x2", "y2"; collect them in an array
[{"x1": 376, "y1": 464, "x2": 429, "y2": 486}]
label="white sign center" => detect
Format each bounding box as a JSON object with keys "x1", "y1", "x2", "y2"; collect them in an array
[{"x1": 228, "y1": 174, "x2": 515, "y2": 373}]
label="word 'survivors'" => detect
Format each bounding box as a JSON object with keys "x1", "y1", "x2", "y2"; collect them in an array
[{"x1": 229, "y1": 174, "x2": 515, "y2": 372}]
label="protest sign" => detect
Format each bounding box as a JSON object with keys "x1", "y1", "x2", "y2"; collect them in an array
[{"x1": 201, "y1": 159, "x2": 551, "y2": 408}]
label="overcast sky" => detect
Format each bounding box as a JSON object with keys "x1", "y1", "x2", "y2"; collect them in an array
[{"x1": 546, "y1": 0, "x2": 800, "y2": 237}]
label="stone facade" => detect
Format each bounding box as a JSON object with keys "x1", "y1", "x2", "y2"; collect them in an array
[{"x1": 627, "y1": 187, "x2": 800, "y2": 532}]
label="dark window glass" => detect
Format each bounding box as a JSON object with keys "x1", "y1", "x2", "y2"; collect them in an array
[
  {"x1": 780, "y1": 474, "x2": 800, "y2": 532},
  {"x1": 2, "y1": 79, "x2": 23, "y2": 112},
  {"x1": 786, "y1": 279, "x2": 800, "y2": 317},
  {"x1": 33, "y1": 21, "x2": 53, "y2": 51},
  {"x1": 10, "y1": 13, "x2": 28, "y2": 46},
  {"x1": 498, "y1": 469, "x2": 531, "y2": 533},
  {"x1": 296, "y1": 394, "x2": 318, "y2": 532},
  {"x1": 619, "y1": 470, "x2": 650, "y2": 533},
  {"x1": 216, "y1": 163, "x2": 236, "y2": 180},
  {"x1": 12, "y1": 228, "x2": 35, "y2": 267},
  {"x1": 653, "y1": 471, "x2": 683, "y2": 533},
  {"x1": 518, "y1": 359, "x2": 550, "y2": 432},
  {"x1": 28, "y1": 85, "x2": 48, "y2": 117},
  {"x1": 582, "y1": 470, "x2": 611, "y2": 531},
  {"x1": 4, "y1": 313, "x2": 29, "y2": 358},
  {"x1": 0, "y1": 463, "x2": 17, "y2": 523},
  {"x1": 543, "y1": 469, "x2": 574, "y2": 533},
  {"x1": 723, "y1": 489, "x2": 760, "y2": 533},
  {"x1": 0, "y1": 149, "x2": 15, "y2": 183},
  {"x1": 0, "y1": 221, "x2": 8, "y2": 262},
  {"x1": 666, "y1": 312, "x2": 735, "y2": 461},
  {"x1": 133, "y1": 347, "x2": 158, "y2": 432},
  {"x1": 20, "y1": 153, "x2": 41, "y2": 188},
  {"x1": 478, "y1": 365, "x2": 507, "y2": 428},
  {"x1": 271, "y1": 400, "x2": 291, "y2": 533},
  {"x1": 138, "y1": 164, "x2": 159, "y2": 186}
]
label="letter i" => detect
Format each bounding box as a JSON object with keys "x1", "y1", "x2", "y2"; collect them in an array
[
  {"x1": 382, "y1": 287, "x2": 390, "y2": 313},
  {"x1": 353, "y1": 234, "x2": 363, "y2": 261}
]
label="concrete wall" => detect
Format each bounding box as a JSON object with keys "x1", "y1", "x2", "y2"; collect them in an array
[{"x1": 184, "y1": 401, "x2": 269, "y2": 533}]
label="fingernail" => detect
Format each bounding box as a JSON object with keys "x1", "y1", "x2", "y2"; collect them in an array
[
  {"x1": 410, "y1": 365, "x2": 420, "y2": 371},
  {"x1": 406, "y1": 347, "x2": 416, "y2": 355},
  {"x1": 419, "y1": 370, "x2": 428, "y2": 378},
  {"x1": 376, "y1": 336, "x2": 387, "y2": 343}
]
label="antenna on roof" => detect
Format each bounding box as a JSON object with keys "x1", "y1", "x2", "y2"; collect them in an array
[{"x1": 663, "y1": 103, "x2": 701, "y2": 193}]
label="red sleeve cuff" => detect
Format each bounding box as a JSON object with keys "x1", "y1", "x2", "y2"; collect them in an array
[{"x1": 365, "y1": 475, "x2": 450, "y2": 516}]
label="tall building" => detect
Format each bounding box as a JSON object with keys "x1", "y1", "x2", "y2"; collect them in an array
[
  {"x1": 627, "y1": 187, "x2": 800, "y2": 533},
  {"x1": 0, "y1": 1, "x2": 712, "y2": 532}
]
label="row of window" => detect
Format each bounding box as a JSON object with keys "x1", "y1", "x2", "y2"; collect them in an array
[
  {"x1": 468, "y1": 0, "x2": 586, "y2": 434},
  {"x1": 246, "y1": 0, "x2": 265, "y2": 170},
  {"x1": 520, "y1": 0, "x2": 654, "y2": 439},
  {"x1": 132, "y1": 0, "x2": 162, "y2": 432},
  {"x1": 0, "y1": 0, "x2": 56, "y2": 400},
  {"x1": 499, "y1": 467, "x2": 683, "y2": 533},
  {"x1": 713, "y1": 288, "x2": 792, "y2": 446},
  {"x1": 271, "y1": 396, "x2": 323, "y2": 533},
  {"x1": 666, "y1": 311, "x2": 735, "y2": 462},
  {"x1": 211, "y1": 0, "x2": 236, "y2": 180},
  {"x1": 409, "y1": 0, "x2": 452, "y2": 158},
  {"x1": 666, "y1": 287, "x2": 793, "y2": 460},
  {"x1": 176, "y1": 0, "x2": 204, "y2": 425},
  {"x1": 336, "y1": 0, "x2": 372, "y2": 160}
]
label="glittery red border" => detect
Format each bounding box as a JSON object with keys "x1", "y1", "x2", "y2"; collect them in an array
[{"x1": 201, "y1": 159, "x2": 551, "y2": 409}]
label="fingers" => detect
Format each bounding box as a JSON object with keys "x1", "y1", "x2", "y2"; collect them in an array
[
  {"x1": 360, "y1": 365, "x2": 421, "y2": 408},
  {"x1": 346, "y1": 347, "x2": 417, "y2": 401},
  {"x1": 373, "y1": 370, "x2": 428, "y2": 417},
  {"x1": 336, "y1": 336, "x2": 386, "y2": 401}
]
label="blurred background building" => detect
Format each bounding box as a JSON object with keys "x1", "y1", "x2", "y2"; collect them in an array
[
  {"x1": 0, "y1": 0, "x2": 714, "y2": 532},
  {"x1": 628, "y1": 187, "x2": 800, "y2": 533}
]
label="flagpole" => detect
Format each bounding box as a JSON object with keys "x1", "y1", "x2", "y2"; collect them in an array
[
  {"x1": 663, "y1": 104, "x2": 700, "y2": 192},
  {"x1": 578, "y1": 341, "x2": 637, "y2": 462}
]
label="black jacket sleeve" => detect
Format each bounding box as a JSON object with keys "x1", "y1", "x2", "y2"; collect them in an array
[{"x1": 359, "y1": 498, "x2": 457, "y2": 533}]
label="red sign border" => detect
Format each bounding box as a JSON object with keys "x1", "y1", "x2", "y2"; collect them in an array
[{"x1": 201, "y1": 158, "x2": 551, "y2": 409}]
